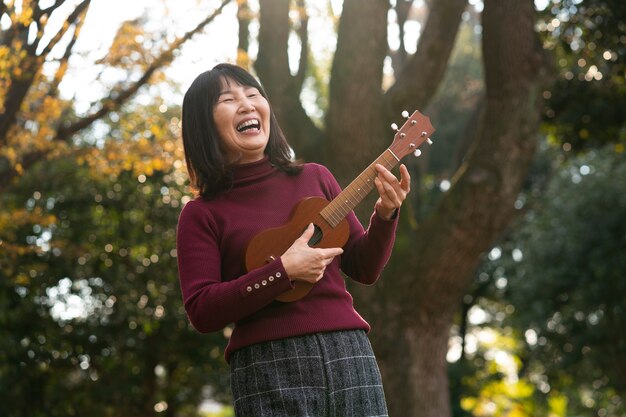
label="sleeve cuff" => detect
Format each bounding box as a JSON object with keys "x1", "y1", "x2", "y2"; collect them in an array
[{"x1": 238, "y1": 258, "x2": 294, "y2": 298}]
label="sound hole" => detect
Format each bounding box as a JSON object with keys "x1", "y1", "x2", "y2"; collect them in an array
[{"x1": 307, "y1": 224, "x2": 323, "y2": 247}]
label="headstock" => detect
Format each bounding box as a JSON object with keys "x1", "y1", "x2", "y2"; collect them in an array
[{"x1": 389, "y1": 110, "x2": 435, "y2": 160}]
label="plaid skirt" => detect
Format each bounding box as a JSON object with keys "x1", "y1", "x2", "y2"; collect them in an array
[{"x1": 230, "y1": 329, "x2": 388, "y2": 417}]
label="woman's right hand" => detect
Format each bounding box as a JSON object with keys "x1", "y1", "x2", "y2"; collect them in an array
[{"x1": 281, "y1": 223, "x2": 344, "y2": 283}]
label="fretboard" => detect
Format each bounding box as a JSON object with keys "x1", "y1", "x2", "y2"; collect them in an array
[{"x1": 320, "y1": 149, "x2": 399, "y2": 227}]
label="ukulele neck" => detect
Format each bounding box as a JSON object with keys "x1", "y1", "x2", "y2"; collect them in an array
[{"x1": 320, "y1": 148, "x2": 399, "y2": 228}]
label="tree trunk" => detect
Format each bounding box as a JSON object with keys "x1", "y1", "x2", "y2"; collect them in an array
[
  {"x1": 255, "y1": 0, "x2": 323, "y2": 160},
  {"x1": 0, "y1": 58, "x2": 41, "y2": 144},
  {"x1": 325, "y1": 0, "x2": 388, "y2": 183},
  {"x1": 253, "y1": 0, "x2": 544, "y2": 415},
  {"x1": 384, "y1": 0, "x2": 467, "y2": 120},
  {"x1": 363, "y1": 1, "x2": 543, "y2": 416}
]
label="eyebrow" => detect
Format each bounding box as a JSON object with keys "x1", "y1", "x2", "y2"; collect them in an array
[{"x1": 217, "y1": 86, "x2": 258, "y2": 98}]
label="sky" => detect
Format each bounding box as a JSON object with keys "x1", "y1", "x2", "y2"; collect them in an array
[{"x1": 59, "y1": 0, "x2": 242, "y2": 110}]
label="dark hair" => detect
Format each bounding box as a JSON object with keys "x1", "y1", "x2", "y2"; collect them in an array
[{"x1": 181, "y1": 63, "x2": 301, "y2": 199}]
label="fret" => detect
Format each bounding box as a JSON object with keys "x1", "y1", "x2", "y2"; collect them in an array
[
  {"x1": 321, "y1": 202, "x2": 341, "y2": 227},
  {"x1": 379, "y1": 150, "x2": 395, "y2": 170},
  {"x1": 320, "y1": 209, "x2": 333, "y2": 226},
  {"x1": 344, "y1": 184, "x2": 360, "y2": 208},
  {"x1": 322, "y1": 203, "x2": 339, "y2": 227},
  {"x1": 356, "y1": 175, "x2": 369, "y2": 195},
  {"x1": 322, "y1": 148, "x2": 401, "y2": 227},
  {"x1": 337, "y1": 198, "x2": 350, "y2": 218}
]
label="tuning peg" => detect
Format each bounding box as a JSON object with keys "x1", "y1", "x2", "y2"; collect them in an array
[
  {"x1": 413, "y1": 149, "x2": 422, "y2": 157},
  {"x1": 419, "y1": 131, "x2": 433, "y2": 145},
  {"x1": 391, "y1": 123, "x2": 399, "y2": 131},
  {"x1": 401, "y1": 110, "x2": 409, "y2": 118}
]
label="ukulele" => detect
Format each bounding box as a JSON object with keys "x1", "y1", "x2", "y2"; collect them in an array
[{"x1": 245, "y1": 110, "x2": 435, "y2": 302}]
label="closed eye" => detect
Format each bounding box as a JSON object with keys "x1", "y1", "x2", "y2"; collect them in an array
[{"x1": 245, "y1": 87, "x2": 261, "y2": 98}]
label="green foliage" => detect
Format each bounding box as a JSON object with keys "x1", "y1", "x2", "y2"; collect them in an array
[
  {"x1": 538, "y1": 0, "x2": 626, "y2": 150},
  {"x1": 0, "y1": 153, "x2": 230, "y2": 416},
  {"x1": 200, "y1": 406, "x2": 235, "y2": 417},
  {"x1": 450, "y1": 2, "x2": 626, "y2": 414},
  {"x1": 476, "y1": 146, "x2": 626, "y2": 416}
]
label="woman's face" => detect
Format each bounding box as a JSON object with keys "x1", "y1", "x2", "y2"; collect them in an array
[{"x1": 212, "y1": 77, "x2": 271, "y2": 164}]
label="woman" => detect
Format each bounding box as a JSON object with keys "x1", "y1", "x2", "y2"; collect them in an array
[{"x1": 177, "y1": 63, "x2": 410, "y2": 417}]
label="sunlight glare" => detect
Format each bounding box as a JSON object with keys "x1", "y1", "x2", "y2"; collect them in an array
[
  {"x1": 524, "y1": 328, "x2": 538, "y2": 345},
  {"x1": 468, "y1": 305, "x2": 490, "y2": 325}
]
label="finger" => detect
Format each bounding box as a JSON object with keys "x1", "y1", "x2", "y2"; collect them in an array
[
  {"x1": 374, "y1": 176, "x2": 391, "y2": 200},
  {"x1": 375, "y1": 164, "x2": 399, "y2": 184},
  {"x1": 377, "y1": 176, "x2": 399, "y2": 201},
  {"x1": 320, "y1": 247, "x2": 344, "y2": 258},
  {"x1": 375, "y1": 164, "x2": 397, "y2": 184},
  {"x1": 376, "y1": 165, "x2": 405, "y2": 197},
  {"x1": 399, "y1": 164, "x2": 411, "y2": 192}
]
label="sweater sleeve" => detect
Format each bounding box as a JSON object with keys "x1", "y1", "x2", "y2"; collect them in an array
[
  {"x1": 176, "y1": 200, "x2": 294, "y2": 333},
  {"x1": 316, "y1": 164, "x2": 399, "y2": 285}
]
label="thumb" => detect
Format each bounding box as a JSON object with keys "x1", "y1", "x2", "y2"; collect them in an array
[{"x1": 299, "y1": 223, "x2": 315, "y2": 241}]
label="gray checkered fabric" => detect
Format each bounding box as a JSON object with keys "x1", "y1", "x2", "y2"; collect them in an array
[{"x1": 230, "y1": 330, "x2": 388, "y2": 417}]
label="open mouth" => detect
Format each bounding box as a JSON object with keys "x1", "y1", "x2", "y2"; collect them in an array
[{"x1": 236, "y1": 119, "x2": 260, "y2": 132}]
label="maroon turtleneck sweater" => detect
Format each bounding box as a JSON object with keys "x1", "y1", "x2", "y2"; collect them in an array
[{"x1": 176, "y1": 157, "x2": 398, "y2": 361}]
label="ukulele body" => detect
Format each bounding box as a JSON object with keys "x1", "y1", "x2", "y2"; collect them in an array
[{"x1": 245, "y1": 197, "x2": 350, "y2": 302}]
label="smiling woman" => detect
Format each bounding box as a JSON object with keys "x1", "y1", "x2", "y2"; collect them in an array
[
  {"x1": 180, "y1": 63, "x2": 299, "y2": 200},
  {"x1": 176, "y1": 63, "x2": 412, "y2": 417},
  {"x1": 212, "y1": 80, "x2": 271, "y2": 164}
]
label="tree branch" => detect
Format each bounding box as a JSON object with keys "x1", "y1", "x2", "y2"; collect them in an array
[
  {"x1": 293, "y1": 0, "x2": 308, "y2": 91},
  {"x1": 37, "y1": 0, "x2": 91, "y2": 57},
  {"x1": 256, "y1": 0, "x2": 291, "y2": 89},
  {"x1": 390, "y1": 0, "x2": 413, "y2": 72},
  {"x1": 325, "y1": 0, "x2": 389, "y2": 182},
  {"x1": 0, "y1": 2, "x2": 16, "y2": 47},
  {"x1": 0, "y1": 0, "x2": 233, "y2": 192},
  {"x1": 55, "y1": 0, "x2": 232, "y2": 141},
  {"x1": 39, "y1": 0, "x2": 68, "y2": 17},
  {"x1": 255, "y1": 0, "x2": 322, "y2": 160},
  {"x1": 384, "y1": 0, "x2": 467, "y2": 117},
  {"x1": 413, "y1": 0, "x2": 543, "y2": 303},
  {"x1": 32, "y1": 0, "x2": 67, "y2": 27},
  {"x1": 0, "y1": 0, "x2": 90, "y2": 143},
  {"x1": 236, "y1": 0, "x2": 251, "y2": 68},
  {"x1": 47, "y1": 8, "x2": 86, "y2": 98}
]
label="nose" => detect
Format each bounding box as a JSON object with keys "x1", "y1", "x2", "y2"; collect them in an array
[{"x1": 238, "y1": 97, "x2": 255, "y2": 113}]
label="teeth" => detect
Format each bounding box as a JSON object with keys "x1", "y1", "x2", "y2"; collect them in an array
[{"x1": 236, "y1": 119, "x2": 260, "y2": 132}]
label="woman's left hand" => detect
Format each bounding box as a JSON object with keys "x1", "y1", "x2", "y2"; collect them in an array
[{"x1": 374, "y1": 163, "x2": 411, "y2": 220}]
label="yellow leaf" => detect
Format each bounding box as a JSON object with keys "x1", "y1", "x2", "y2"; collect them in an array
[{"x1": 15, "y1": 273, "x2": 30, "y2": 285}]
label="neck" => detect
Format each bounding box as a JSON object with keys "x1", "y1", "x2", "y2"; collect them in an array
[{"x1": 320, "y1": 149, "x2": 399, "y2": 227}]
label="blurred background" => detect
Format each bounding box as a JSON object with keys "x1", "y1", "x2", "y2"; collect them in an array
[{"x1": 1, "y1": 0, "x2": 624, "y2": 416}]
